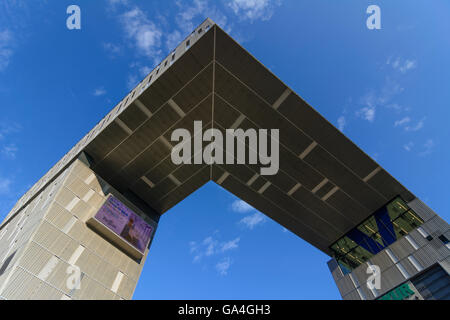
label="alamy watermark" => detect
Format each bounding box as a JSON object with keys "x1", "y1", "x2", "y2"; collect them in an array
[
  {"x1": 366, "y1": 5, "x2": 381, "y2": 30},
  {"x1": 171, "y1": 121, "x2": 279, "y2": 176},
  {"x1": 66, "y1": 5, "x2": 81, "y2": 30},
  {"x1": 66, "y1": 265, "x2": 81, "y2": 290},
  {"x1": 366, "y1": 264, "x2": 381, "y2": 291}
]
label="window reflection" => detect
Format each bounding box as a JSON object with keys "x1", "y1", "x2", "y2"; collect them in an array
[{"x1": 330, "y1": 197, "x2": 424, "y2": 274}]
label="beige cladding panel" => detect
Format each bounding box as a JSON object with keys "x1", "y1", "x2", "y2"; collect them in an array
[{"x1": 0, "y1": 159, "x2": 150, "y2": 299}]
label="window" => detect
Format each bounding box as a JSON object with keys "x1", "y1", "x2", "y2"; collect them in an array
[
  {"x1": 330, "y1": 197, "x2": 424, "y2": 274},
  {"x1": 438, "y1": 235, "x2": 450, "y2": 249}
]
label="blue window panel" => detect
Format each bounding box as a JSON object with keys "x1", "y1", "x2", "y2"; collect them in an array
[
  {"x1": 375, "y1": 207, "x2": 397, "y2": 246},
  {"x1": 347, "y1": 228, "x2": 385, "y2": 254}
]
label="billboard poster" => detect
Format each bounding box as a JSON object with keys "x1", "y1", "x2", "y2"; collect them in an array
[{"x1": 94, "y1": 195, "x2": 153, "y2": 253}]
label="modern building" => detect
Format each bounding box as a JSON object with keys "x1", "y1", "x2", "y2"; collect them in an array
[{"x1": 0, "y1": 18, "x2": 448, "y2": 300}]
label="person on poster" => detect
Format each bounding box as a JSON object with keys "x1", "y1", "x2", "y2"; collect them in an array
[{"x1": 120, "y1": 217, "x2": 141, "y2": 250}]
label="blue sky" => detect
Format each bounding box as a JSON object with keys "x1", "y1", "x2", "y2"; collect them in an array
[{"x1": 0, "y1": 0, "x2": 449, "y2": 299}]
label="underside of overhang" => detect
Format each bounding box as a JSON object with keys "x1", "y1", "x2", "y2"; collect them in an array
[{"x1": 83, "y1": 25, "x2": 415, "y2": 255}]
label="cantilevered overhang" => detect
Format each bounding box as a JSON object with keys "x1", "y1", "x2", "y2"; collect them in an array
[{"x1": 9, "y1": 19, "x2": 415, "y2": 255}]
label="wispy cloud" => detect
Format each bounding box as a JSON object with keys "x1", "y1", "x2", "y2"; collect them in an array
[
  {"x1": 337, "y1": 116, "x2": 346, "y2": 132},
  {"x1": 394, "y1": 116, "x2": 411, "y2": 127},
  {"x1": 93, "y1": 87, "x2": 107, "y2": 96},
  {"x1": 403, "y1": 141, "x2": 414, "y2": 152},
  {"x1": 189, "y1": 235, "x2": 240, "y2": 262},
  {"x1": 215, "y1": 257, "x2": 232, "y2": 276},
  {"x1": 387, "y1": 56, "x2": 417, "y2": 74},
  {"x1": 404, "y1": 118, "x2": 425, "y2": 132},
  {"x1": 228, "y1": 0, "x2": 281, "y2": 22},
  {"x1": 175, "y1": 0, "x2": 229, "y2": 34},
  {"x1": 395, "y1": 116, "x2": 425, "y2": 132},
  {"x1": 419, "y1": 139, "x2": 435, "y2": 156},
  {"x1": 1, "y1": 144, "x2": 18, "y2": 159},
  {"x1": 0, "y1": 122, "x2": 21, "y2": 140},
  {"x1": 106, "y1": 0, "x2": 129, "y2": 11},
  {"x1": 165, "y1": 30, "x2": 183, "y2": 52},
  {"x1": 0, "y1": 29, "x2": 13, "y2": 71},
  {"x1": 220, "y1": 237, "x2": 240, "y2": 252},
  {"x1": 102, "y1": 42, "x2": 122, "y2": 57},
  {"x1": 0, "y1": 176, "x2": 11, "y2": 194},
  {"x1": 355, "y1": 91, "x2": 377, "y2": 122},
  {"x1": 126, "y1": 74, "x2": 139, "y2": 90},
  {"x1": 119, "y1": 7, "x2": 163, "y2": 61},
  {"x1": 231, "y1": 198, "x2": 265, "y2": 229},
  {"x1": 386, "y1": 103, "x2": 410, "y2": 113},
  {"x1": 231, "y1": 199, "x2": 254, "y2": 213},
  {"x1": 239, "y1": 212, "x2": 266, "y2": 229},
  {"x1": 139, "y1": 65, "x2": 152, "y2": 77},
  {"x1": 357, "y1": 106, "x2": 376, "y2": 122},
  {"x1": 355, "y1": 73, "x2": 408, "y2": 124}
]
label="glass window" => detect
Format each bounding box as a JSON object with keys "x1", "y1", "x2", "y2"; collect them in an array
[{"x1": 331, "y1": 197, "x2": 424, "y2": 274}]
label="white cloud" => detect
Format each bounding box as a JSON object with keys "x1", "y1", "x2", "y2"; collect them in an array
[
  {"x1": 127, "y1": 74, "x2": 139, "y2": 90},
  {"x1": 220, "y1": 237, "x2": 240, "y2": 252},
  {"x1": 107, "y1": 0, "x2": 129, "y2": 10},
  {"x1": 120, "y1": 7, "x2": 162, "y2": 60},
  {"x1": 190, "y1": 235, "x2": 240, "y2": 262},
  {"x1": 175, "y1": 0, "x2": 229, "y2": 34},
  {"x1": 166, "y1": 30, "x2": 182, "y2": 51},
  {"x1": 189, "y1": 241, "x2": 197, "y2": 253},
  {"x1": 103, "y1": 42, "x2": 122, "y2": 56},
  {"x1": 405, "y1": 118, "x2": 425, "y2": 132},
  {"x1": 231, "y1": 199, "x2": 254, "y2": 213},
  {"x1": 108, "y1": 0, "x2": 128, "y2": 4},
  {"x1": 386, "y1": 103, "x2": 410, "y2": 113},
  {"x1": 139, "y1": 65, "x2": 152, "y2": 77},
  {"x1": 394, "y1": 117, "x2": 411, "y2": 127},
  {"x1": 387, "y1": 56, "x2": 417, "y2": 74},
  {"x1": 240, "y1": 212, "x2": 265, "y2": 229},
  {"x1": 215, "y1": 257, "x2": 232, "y2": 275},
  {"x1": 1, "y1": 144, "x2": 18, "y2": 159},
  {"x1": 0, "y1": 122, "x2": 21, "y2": 140},
  {"x1": 378, "y1": 77, "x2": 404, "y2": 106},
  {"x1": 356, "y1": 106, "x2": 376, "y2": 122},
  {"x1": 403, "y1": 141, "x2": 414, "y2": 152},
  {"x1": 93, "y1": 87, "x2": 106, "y2": 96},
  {"x1": 0, "y1": 29, "x2": 13, "y2": 71},
  {"x1": 0, "y1": 177, "x2": 11, "y2": 194},
  {"x1": 355, "y1": 91, "x2": 378, "y2": 122},
  {"x1": 399, "y1": 60, "x2": 417, "y2": 73},
  {"x1": 394, "y1": 116, "x2": 425, "y2": 132},
  {"x1": 229, "y1": 0, "x2": 281, "y2": 22},
  {"x1": 203, "y1": 236, "x2": 218, "y2": 256},
  {"x1": 337, "y1": 116, "x2": 346, "y2": 132},
  {"x1": 419, "y1": 139, "x2": 435, "y2": 156}
]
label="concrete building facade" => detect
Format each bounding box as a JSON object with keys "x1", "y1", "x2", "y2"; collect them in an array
[
  {"x1": 0, "y1": 158, "x2": 156, "y2": 299},
  {"x1": 0, "y1": 19, "x2": 448, "y2": 299}
]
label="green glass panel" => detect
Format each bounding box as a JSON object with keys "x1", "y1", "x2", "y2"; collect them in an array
[{"x1": 386, "y1": 197, "x2": 408, "y2": 221}]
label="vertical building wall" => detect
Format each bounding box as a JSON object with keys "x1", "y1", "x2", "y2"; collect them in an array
[
  {"x1": 0, "y1": 165, "x2": 70, "y2": 299},
  {"x1": 0, "y1": 159, "x2": 156, "y2": 300},
  {"x1": 328, "y1": 198, "x2": 450, "y2": 300}
]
